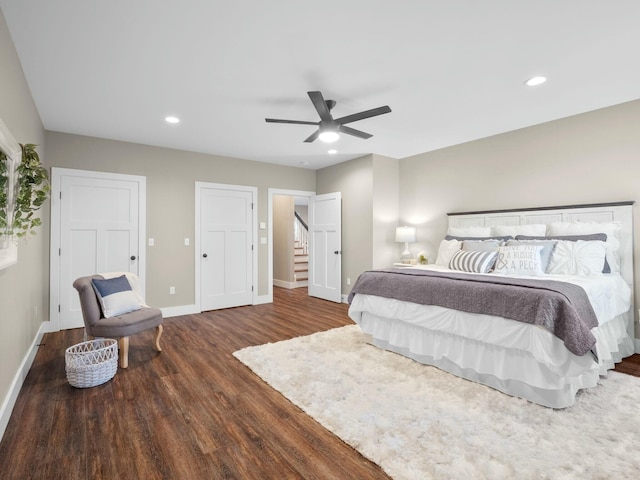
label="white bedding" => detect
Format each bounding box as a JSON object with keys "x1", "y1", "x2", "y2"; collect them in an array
[
  {"x1": 348, "y1": 267, "x2": 634, "y2": 408},
  {"x1": 403, "y1": 264, "x2": 631, "y2": 325}
]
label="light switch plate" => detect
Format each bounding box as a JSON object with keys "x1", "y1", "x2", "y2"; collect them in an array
[
  {"x1": 260, "y1": 237, "x2": 267, "y2": 244},
  {"x1": 260, "y1": 222, "x2": 266, "y2": 229}
]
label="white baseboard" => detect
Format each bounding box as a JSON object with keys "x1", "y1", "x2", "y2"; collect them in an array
[
  {"x1": 161, "y1": 298, "x2": 276, "y2": 315},
  {"x1": 255, "y1": 294, "x2": 272, "y2": 305},
  {"x1": 635, "y1": 337, "x2": 640, "y2": 354},
  {"x1": 273, "y1": 279, "x2": 308, "y2": 290},
  {"x1": 160, "y1": 304, "x2": 199, "y2": 318},
  {"x1": 273, "y1": 279, "x2": 296, "y2": 289},
  {"x1": 41, "y1": 320, "x2": 60, "y2": 333},
  {"x1": 0, "y1": 321, "x2": 47, "y2": 443},
  {"x1": 342, "y1": 294, "x2": 349, "y2": 304}
]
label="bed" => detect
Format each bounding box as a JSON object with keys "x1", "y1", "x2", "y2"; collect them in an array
[{"x1": 347, "y1": 202, "x2": 636, "y2": 408}]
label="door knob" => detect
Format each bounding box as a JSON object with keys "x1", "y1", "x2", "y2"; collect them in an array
[
  {"x1": 130, "y1": 255, "x2": 136, "y2": 261},
  {"x1": 202, "y1": 253, "x2": 208, "y2": 258},
  {"x1": 334, "y1": 250, "x2": 341, "y2": 255}
]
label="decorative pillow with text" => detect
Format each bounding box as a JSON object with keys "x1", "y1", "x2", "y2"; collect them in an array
[{"x1": 494, "y1": 245, "x2": 544, "y2": 276}]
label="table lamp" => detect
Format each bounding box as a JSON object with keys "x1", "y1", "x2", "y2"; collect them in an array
[{"x1": 395, "y1": 226, "x2": 416, "y2": 263}]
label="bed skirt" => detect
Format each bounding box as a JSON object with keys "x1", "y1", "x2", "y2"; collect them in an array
[{"x1": 349, "y1": 295, "x2": 634, "y2": 408}]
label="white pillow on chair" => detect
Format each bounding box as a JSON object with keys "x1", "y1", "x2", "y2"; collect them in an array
[{"x1": 91, "y1": 275, "x2": 143, "y2": 318}]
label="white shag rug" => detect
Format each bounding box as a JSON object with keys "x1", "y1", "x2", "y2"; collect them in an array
[{"x1": 233, "y1": 325, "x2": 640, "y2": 480}]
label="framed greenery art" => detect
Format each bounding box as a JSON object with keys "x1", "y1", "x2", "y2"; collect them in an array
[
  {"x1": 0, "y1": 117, "x2": 21, "y2": 270},
  {"x1": 0, "y1": 117, "x2": 49, "y2": 270}
]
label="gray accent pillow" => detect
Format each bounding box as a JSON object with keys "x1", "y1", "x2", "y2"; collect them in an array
[
  {"x1": 462, "y1": 239, "x2": 502, "y2": 252},
  {"x1": 506, "y1": 239, "x2": 557, "y2": 272},
  {"x1": 515, "y1": 234, "x2": 610, "y2": 273},
  {"x1": 445, "y1": 235, "x2": 513, "y2": 242}
]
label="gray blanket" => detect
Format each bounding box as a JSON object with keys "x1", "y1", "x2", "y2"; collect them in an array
[{"x1": 347, "y1": 268, "x2": 599, "y2": 356}]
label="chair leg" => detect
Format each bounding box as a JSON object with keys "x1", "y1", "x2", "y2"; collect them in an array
[
  {"x1": 155, "y1": 325, "x2": 163, "y2": 352},
  {"x1": 118, "y1": 336, "x2": 130, "y2": 368}
]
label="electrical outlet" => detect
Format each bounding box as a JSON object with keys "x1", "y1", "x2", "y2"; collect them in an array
[
  {"x1": 169, "y1": 286, "x2": 175, "y2": 295},
  {"x1": 148, "y1": 238, "x2": 155, "y2": 246},
  {"x1": 347, "y1": 277, "x2": 351, "y2": 286},
  {"x1": 184, "y1": 238, "x2": 190, "y2": 246}
]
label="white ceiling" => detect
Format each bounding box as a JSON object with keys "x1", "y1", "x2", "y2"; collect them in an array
[{"x1": 2, "y1": 1, "x2": 640, "y2": 170}]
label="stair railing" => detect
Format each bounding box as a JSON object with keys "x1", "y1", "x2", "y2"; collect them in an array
[{"x1": 294, "y1": 212, "x2": 308, "y2": 255}]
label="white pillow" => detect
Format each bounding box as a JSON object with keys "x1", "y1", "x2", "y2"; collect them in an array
[
  {"x1": 449, "y1": 250, "x2": 497, "y2": 273},
  {"x1": 435, "y1": 239, "x2": 462, "y2": 266},
  {"x1": 91, "y1": 275, "x2": 143, "y2": 318},
  {"x1": 492, "y1": 224, "x2": 546, "y2": 237},
  {"x1": 494, "y1": 245, "x2": 545, "y2": 276},
  {"x1": 447, "y1": 226, "x2": 491, "y2": 237},
  {"x1": 547, "y1": 221, "x2": 621, "y2": 273},
  {"x1": 546, "y1": 240, "x2": 607, "y2": 276}
]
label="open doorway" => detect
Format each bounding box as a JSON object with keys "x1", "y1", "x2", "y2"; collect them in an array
[
  {"x1": 268, "y1": 188, "x2": 343, "y2": 304},
  {"x1": 268, "y1": 189, "x2": 314, "y2": 302},
  {"x1": 273, "y1": 195, "x2": 309, "y2": 289}
]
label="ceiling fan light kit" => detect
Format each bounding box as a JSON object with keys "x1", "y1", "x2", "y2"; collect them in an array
[
  {"x1": 265, "y1": 91, "x2": 391, "y2": 143},
  {"x1": 318, "y1": 122, "x2": 340, "y2": 143}
]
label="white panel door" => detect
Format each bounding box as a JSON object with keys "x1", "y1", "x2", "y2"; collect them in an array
[
  {"x1": 308, "y1": 192, "x2": 342, "y2": 303},
  {"x1": 51, "y1": 168, "x2": 144, "y2": 330},
  {"x1": 199, "y1": 185, "x2": 254, "y2": 311}
]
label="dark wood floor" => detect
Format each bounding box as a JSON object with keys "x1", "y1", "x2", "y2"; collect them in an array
[
  {"x1": 2, "y1": 287, "x2": 640, "y2": 479},
  {"x1": 0, "y1": 287, "x2": 390, "y2": 480}
]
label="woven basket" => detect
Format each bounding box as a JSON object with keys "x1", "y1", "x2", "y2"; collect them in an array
[{"x1": 65, "y1": 339, "x2": 118, "y2": 388}]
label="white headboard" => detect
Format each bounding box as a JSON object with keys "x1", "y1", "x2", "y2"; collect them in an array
[{"x1": 448, "y1": 201, "x2": 635, "y2": 338}]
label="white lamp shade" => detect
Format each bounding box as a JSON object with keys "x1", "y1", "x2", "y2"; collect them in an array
[{"x1": 395, "y1": 226, "x2": 416, "y2": 243}]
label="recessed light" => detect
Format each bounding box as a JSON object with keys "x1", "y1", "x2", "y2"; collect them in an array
[
  {"x1": 525, "y1": 76, "x2": 547, "y2": 87},
  {"x1": 165, "y1": 116, "x2": 180, "y2": 124},
  {"x1": 328, "y1": 149, "x2": 337, "y2": 154}
]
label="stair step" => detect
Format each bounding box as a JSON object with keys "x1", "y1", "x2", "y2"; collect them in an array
[
  {"x1": 295, "y1": 256, "x2": 308, "y2": 263},
  {"x1": 294, "y1": 265, "x2": 308, "y2": 272}
]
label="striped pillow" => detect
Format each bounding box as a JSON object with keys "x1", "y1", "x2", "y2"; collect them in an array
[{"x1": 449, "y1": 250, "x2": 497, "y2": 273}]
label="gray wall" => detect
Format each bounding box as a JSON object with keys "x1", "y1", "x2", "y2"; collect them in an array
[
  {"x1": 45, "y1": 131, "x2": 316, "y2": 306},
  {"x1": 0, "y1": 8, "x2": 47, "y2": 418},
  {"x1": 372, "y1": 154, "x2": 400, "y2": 269},
  {"x1": 316, "y1": 154, "x2": 401, "y2": 294},
  {"x1": 400, "y1": 99, "x2": 640, "y2": 336},
  {"x1": 317, "y1": 155, "x2": 374, "y2": 294}
]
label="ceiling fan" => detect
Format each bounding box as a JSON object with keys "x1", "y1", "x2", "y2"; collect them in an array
[{"x1": 265, "y1": 91, "x2": 391, "y2": 143}]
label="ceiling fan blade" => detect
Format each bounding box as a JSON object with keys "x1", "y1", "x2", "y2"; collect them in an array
[
  {"x1": 303, "y1": 130, "x2": 320, "y2": 143},
  {"x1": 265, "y1": 118, "x2": 318, "y2": 125},
  {"x1": 335, "y1": 105, "x2": 392, "y2": 125},
  {"x1": 339, "y1": 125, "x2": 373, "y2": 139},
  {"x1": 308, "y1": 91, "x2": 333, "y2": 122}
]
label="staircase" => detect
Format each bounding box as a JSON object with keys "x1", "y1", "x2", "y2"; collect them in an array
[
  {"x1": 294, "y1": 241, "x2": 308, "y2": 285},
  {"x1": 293, "y1": 212, "x2": 308, "y2": 287}
]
